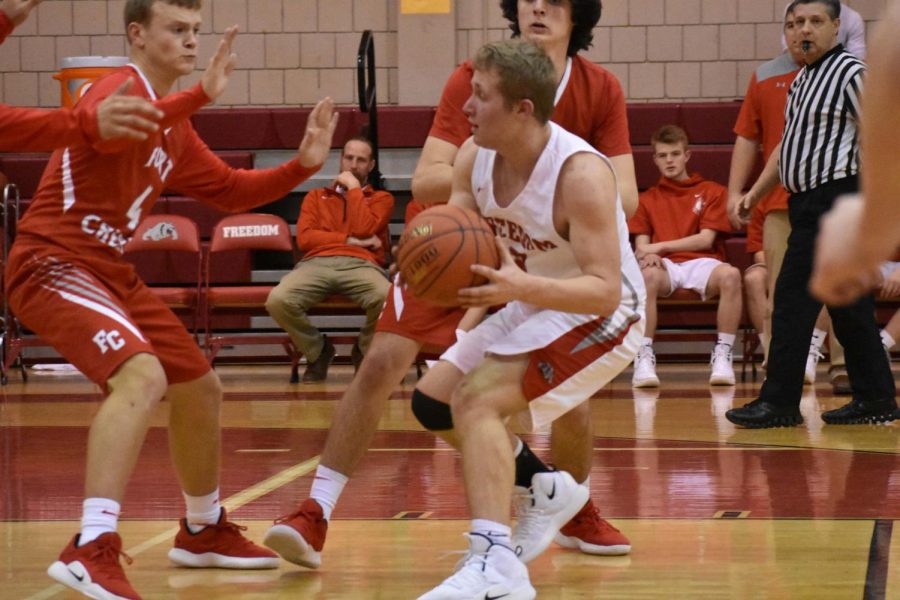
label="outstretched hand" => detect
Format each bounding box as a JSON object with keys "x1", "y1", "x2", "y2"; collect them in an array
[
  {"x1": 458, "y1": 238, "x2": 526, "y2": 307},
  {"x1": 200, "y1": 25, "x2": 238, "y2": 101},
  {"x1": 298, "y1": 97, "x2": 338, "y2": 168},
  {"x1": 0, "y1": 0, "x2": 42, "y2": 26},
  {"x1": 96, "y1": 78, "x2": 163, "y2": 142}
]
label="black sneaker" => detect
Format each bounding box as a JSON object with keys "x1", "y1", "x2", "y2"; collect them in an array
[
  {"x1": 302, "y1": 337, "x2": 335, "y2": 383},
  {"x1": 725, "y1": 399, "x2": 803, "y2": 429},
  {"x1": 821, "y1": 398, "x2": 899, "y2": 425},
  {"x1": 350, "y1": 343, "x2": 364, "y2": 373}
]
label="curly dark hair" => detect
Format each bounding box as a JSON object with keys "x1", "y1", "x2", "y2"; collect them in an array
[{"x1": 499, "y1": 0, "x2": 602, "y2": 57}]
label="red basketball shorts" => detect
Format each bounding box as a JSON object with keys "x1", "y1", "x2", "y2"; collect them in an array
[
  {"x1": 375, "y1": 278, "x2": 466, "y2": 352},
  {"x1": 6, "y1": 247, "x2": 210, "y2": 388}
]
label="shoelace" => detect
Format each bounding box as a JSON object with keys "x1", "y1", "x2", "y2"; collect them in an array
[
  {"x1": 445, "y1": 553, "x2": 492, "y2": 590},
  {"x1": 204, "y1": 520, "x2": 248, "y2": 536},
  {"x1": 637, "y1": 347, "x2": 656, "y2": 365},
  {"x1": 808, "y1": 346, "x2": 824, "y2": 363},
  {"x1": 569, "y1": 503, "x2": 620, "y2": 533},
  {"x1": 711, "y1": 345, "x2": 732, "y2": 365},
  {"x1": 274, "y1": 507, "x2": 320, "y2": 525},
  {"x1": 88, "y1": 540, "x2": 134, "y2": 571}
]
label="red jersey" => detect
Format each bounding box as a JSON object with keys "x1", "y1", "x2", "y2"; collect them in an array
[
  {"x1": 734, "y1": 52, "x2": 801, "y2": 215},
  {"x1": 9, "y1": 65, "x2": 318, "y2": 281},
  {"x1": 297, "y1": 185, "x2": 394, "y2": 265},
  {"x1": 429, "y1": 55, "x2": 631, "y2": 157},
  {"x1": 628, "y1": 173, "x2": 732, "y2": 263}
]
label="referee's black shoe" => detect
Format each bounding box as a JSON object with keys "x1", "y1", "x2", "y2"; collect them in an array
[
  {"x1": 821, "y1": 398, "x2": 899, "y2": 425},
  {"x1": 725, "y1": 399, "x2": 803, "y2": 429}
]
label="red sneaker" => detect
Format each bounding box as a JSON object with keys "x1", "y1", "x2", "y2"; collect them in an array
[
  {"x1": 555, "y1": 499, "x2": 631, "y2": 555},
  {"x1": 263, "y1": 498, "x2": 328, "y2": 569},
  {"x1": 168, "y1": 508, "x2": 279, "y2": 569},
  {"x1": 47, "y1": 532, "x2": 141, "y2": 600}
]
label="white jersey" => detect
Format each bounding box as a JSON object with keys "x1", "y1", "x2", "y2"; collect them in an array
[
  {"x1": 444, "y1": 122, "x2": 646, "y2": 431},
  {"x1": 470, "y1": 121, "x2": 645, "y2": 317}
]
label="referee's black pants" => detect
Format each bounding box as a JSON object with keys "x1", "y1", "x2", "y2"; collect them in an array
[{"x1": 759, "y1": 176, "x2": 895, "y2": 407}]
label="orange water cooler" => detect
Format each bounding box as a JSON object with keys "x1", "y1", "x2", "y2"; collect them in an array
[{"x1": 53, "y1": 56, "x2": 129, "y2": 107}]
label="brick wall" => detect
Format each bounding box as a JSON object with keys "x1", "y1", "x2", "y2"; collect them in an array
[{"x1": 0, "y1": 0, "x2": 886, "y2": 108}]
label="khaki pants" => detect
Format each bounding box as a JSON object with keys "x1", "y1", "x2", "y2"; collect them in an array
[{"x1": 265, "y1": 256, "x2": 389, "y2": 361}]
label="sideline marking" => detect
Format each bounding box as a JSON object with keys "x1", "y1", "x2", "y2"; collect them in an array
[{"x1": 863, "y1": 519, "x2": 892, "y2": 600}]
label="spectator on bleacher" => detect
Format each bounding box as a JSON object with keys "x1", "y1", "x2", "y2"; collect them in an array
[
  {"x1": 266, "y1": 137, "x2": 393, "y2": 383},
  {"x1": 2, "y1": 1, "x2": 341, "y2": 597},
  {"x1": 0, "y1": 0, "x2": 221, "y2": 151},
  {"x1": 262, "y1": 0, "x2": 634, "y2": 574},
  {"x1": 781, "y1": 1, "x2": 866, "y2": 58},
  {"x1": 727, "y1": 0, "x2": 896, "y2": 428},
  {"x1": 629, "y1": 125, "x2": 741, "y2": 387},
  {"x1": 730, "y1": 3, "x2": 848, "y2": 393}
]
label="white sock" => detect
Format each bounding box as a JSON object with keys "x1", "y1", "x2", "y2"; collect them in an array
[
  {"x1": 80, "y1": 498, "x2": 120, "y2": 545},
  {"x1": 811, "y1": 328, "x2": 827, "y2": 349},
  {"x1": 759, "y1": 332, "x2": 769, "y2": 351},
  {"x1": 881, "y1": 330, "x2": 896, "y2": 351},
  {"x1": 716, "y1": 333, "x2": 736, "y2": 348},
  {"x1": 310, "y1": 465, "x2": 349, "y2": 521},
  {"x1": 471, "y1": 519, "x2": 512, "y2": 547},
  {"x1": 641, "y1": 337, "x2": 654, "y2": 347},
  {"x1": 183, "y1": 489, "x2": 221, "y2": 533}
]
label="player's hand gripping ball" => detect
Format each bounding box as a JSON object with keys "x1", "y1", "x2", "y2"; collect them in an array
[{"x1": 397, "y1": 205, "x2": 500, "y2": 307}]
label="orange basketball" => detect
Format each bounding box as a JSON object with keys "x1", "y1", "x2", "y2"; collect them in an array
[{"x1": 397, "y1": 204, "x2": 500, "y2": 307}]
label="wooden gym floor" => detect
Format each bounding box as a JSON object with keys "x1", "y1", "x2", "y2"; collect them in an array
[{"x1": 2, "y1": 361, "x2": 899, "y2": 599}]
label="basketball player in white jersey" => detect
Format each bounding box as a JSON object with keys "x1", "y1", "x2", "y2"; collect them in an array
[{"x1": 414, "y1": 40, "x2": 645, "y2": 599}]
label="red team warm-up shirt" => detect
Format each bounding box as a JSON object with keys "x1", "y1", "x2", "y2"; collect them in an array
[
  {"x1": 296, "y1": 185, "x2": 395, "y2": 266},
  {"x1": 430, "y1": 55, "x2": 632, "y2": 157},
  {"x1": 628, "y1": 174, "x2": 732, "y2": 263},
  {"x1": 733, "y1": 53, "x2": 801, "y2": 253}
]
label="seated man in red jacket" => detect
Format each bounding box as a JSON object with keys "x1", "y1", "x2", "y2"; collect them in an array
[
  {"x1": 266, "y1": 136, "x2": 394, "y2": 382},
  {"x1": 628, "y1": 125, "x2": 741, "y2": 387}
]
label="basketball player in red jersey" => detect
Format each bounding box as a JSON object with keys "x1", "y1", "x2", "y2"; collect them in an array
[
  {"x1": 0, "y1": 0, "x2": 224, "y2": 151},
  {"x1": 264, "y1": 0, "x2": 632, "y2": 574},
  {"x1": 4, "y1": 1, "x2": 338, "y2": 598}
]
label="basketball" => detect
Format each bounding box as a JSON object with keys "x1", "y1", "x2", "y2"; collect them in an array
[{"x1": 397, "y1": 204, "x2": 500, "y2": 307}]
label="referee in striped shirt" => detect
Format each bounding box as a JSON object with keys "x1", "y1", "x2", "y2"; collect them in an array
[{"x1": 727, "y1": 0, "x2": 897, "y2": 428}]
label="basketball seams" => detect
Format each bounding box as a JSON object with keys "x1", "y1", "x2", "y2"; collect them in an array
[{"x1": 397, "y1": 205, "x2": 499, "y2": 306}]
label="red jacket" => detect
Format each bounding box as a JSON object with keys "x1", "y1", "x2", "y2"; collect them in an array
[{"x1": 297, "y1": 185, "x2": 394, "y2": 266}]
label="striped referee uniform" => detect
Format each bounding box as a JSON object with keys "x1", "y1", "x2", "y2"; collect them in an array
[
  {"x1": 779, "y1": 45, "x2": 864, "y2": 193},
  {"x1": 756, "y1": 43, "x2": 895, "y2": 411}
]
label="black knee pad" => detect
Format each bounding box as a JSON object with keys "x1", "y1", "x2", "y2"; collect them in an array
[{"x1": 411, "y1": 389, "x2": 454, "y2": 431}]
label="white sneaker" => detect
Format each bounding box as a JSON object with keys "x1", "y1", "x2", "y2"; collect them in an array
[
  {"x1": 511, "y1": 471, "x2": 589, "y2": 563},
  {"x1": 632, "y1": 345, "x2": 659, "y2": 387},
  {"x1": 417, "y1": 533, "x2": 536, "y2": 600},
  {"x1": 804, "y1": 345, "x2": 823, "y2": 384},
  {"x1": 709, "y1": 344, "x2": 735, "y2": 386}
]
